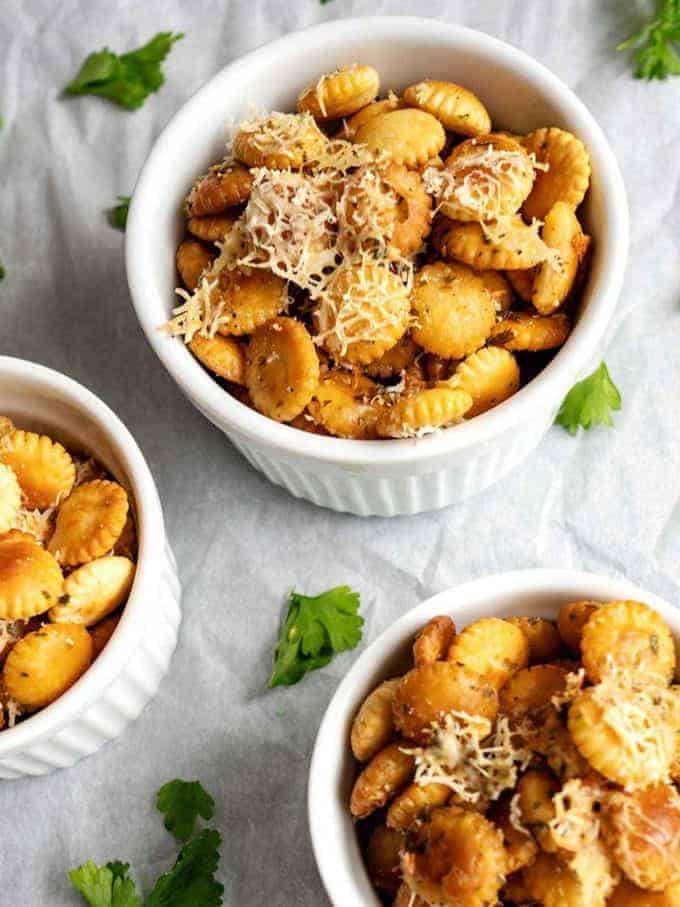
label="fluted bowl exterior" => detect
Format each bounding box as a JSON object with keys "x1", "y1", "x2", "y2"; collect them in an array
[{"x1": 0, "y1": 357, "x2": 181, "y2": 778}]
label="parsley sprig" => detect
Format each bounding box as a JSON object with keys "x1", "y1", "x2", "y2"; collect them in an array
[
  {"x1": 618, "y1": 0, "x2": 680, "y2": 79},
  {"x1": 67, "y1": 779, "x2": 223, "y2": 906},
  {"x1": 157, "y1": 780, "x2": 215, "y2": 842},
  {"x1": 146, "y1": 830, "x2": 223, "y2": 907},
  {"x1": 65, "y1": 32, "x2": 183, "y2": 110},
  {"x1": 269, "y1": 586, "x2": 363, "y2": 687},
  {"x1": 555, "y1": 361, "x2": 622, "y2": 435},
  {"x1": 68, "y1": 861, "x2": 141, "y2": 907},
  {"x1": 109, "y1": 195, "x2": 131, "y2": 230}
]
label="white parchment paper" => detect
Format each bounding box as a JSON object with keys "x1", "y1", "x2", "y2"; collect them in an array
[{"x1": 1, "y1": 0, "x2": 679, "y2": 903}]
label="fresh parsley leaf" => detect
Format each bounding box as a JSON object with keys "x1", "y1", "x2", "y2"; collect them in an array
[
  {"x1": 157, "y1": 780, "x2": 215, "y2": 842},
  {"x1": 106, "y1": 863, "x2": 132, "y2": 882},
  {"x1": 65, "y1": 32, "x2": 183, "y2": 110},
  {"x1": 109, "y1": 195, "x2": 131, "y2": 230},
  {"x1": 618, "y1": 0, "x2": 680, "y2": 79},
  {"x1": 146, "y1": 829, "x2": 224, "y2": 907},
  {"x1": 269, "y1": 586, "x2": 363, "y2": 687},
  {"x1": 555, "y1": 361, "x2": 622, "y2": 435},
  {"x1": 67, "y1": 860, "x2": 141, "y2": 907},
  {"x1": 67, "y1": 781, "x2": 222, "y2": 907}
]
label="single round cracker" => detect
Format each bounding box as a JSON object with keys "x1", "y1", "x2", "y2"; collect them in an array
[
  {"x1": 189, "y1": 334, "x2": 246, "y2": 385},
  {"x1": 521, "y1": 127, "x2": 591, "y2": 220},
  {"x1": 245, "y1": 317, "x2": 320, "y2": 422},
  {"x1": 0, "y1": 529, "x2": 63, "y2": 620},
  {"x1": 49, "y1": 556, "x2": 135, "y2": 627},
  {"x1": 308, "y1": 372, "x2": 381, "y2": 440},
  {"x1": 433, "y1": 216, "x2": 552, "y2": 271},
  {"x1": 403, "y1": 79, "x2": 491, "y2": 136},
  {"x1": 2, "y1": 622, "x2": 92, "y2": 709},
  {"x1": 354, "y1": 109, "x2": 446, "y2": 168},
  {"x1": 377, "y1": 387, "x2": 472, "y2": 438},
  {"x1": 450, "y1": 346, "x2": 520, "y2": 417},
  {"x1": 0, "y1": 430, "x2": 75, "y2": 510},
  {"x1": 49, "y1": 480, "x2": 129, "y2": 567},
  {"x1": 233, "y1": 111, "x2": 327, "y2": 170},
  {"x1": 176, "y1": 240, "x2": 215, "y2": 292},
  {"x1": 411, "y1": 261, "x2": 496, "y2": 359},
  {"x1": 298, "y1": 64, "x2": 380, "y2": 121},
  {"x1": 315, "y1": 260, "x2": 411, "y2": 366}
]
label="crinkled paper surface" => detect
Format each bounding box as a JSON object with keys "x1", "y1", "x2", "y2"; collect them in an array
[{"x1": 1, "y1": 0, "x2": 679, "y2": 903}]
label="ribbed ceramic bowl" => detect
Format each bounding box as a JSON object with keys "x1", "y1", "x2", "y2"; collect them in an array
[
  {"x1": 0, "y1": 357, "x2": 181, "y2": 779},
  {"x1": 308, "y1": 569, "x2": 676, "y2": 906},
  {"x1": 127, "y1": 17, "x2": 628, "y2": 517}
]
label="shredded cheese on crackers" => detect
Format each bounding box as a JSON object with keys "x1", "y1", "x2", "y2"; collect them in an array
[
  {"x1": 549, "y1": 779, "x2": 602, "y2": 850},
  {"x1": 552, "y1": 667, "x2": 586, "y2": 710},
  {"x1": 402, "y1": 710, "x2": 532, "y2": 803}
]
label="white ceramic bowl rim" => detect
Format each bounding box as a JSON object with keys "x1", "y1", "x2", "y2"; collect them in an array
[
  {"x1": 127, "y1": 16, "x2": 629, "y2": 469},
  {"x1": 0, "y1": 356, "x2": 166, "y2": 757},
  {"x1": 307, "y1": 568, "x2": 677, "y2": 906}
]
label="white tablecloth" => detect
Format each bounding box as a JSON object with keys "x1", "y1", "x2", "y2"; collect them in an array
[{"x1": 1, "y1": 0, "x2": 679, "y2": 903}]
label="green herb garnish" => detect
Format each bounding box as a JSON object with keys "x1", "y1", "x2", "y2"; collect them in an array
[
  {"x1": 67, "y1": 861, "x2": 141, "y2": 907},
  {"x1": 555, "y1": 361, "x2": 622, "y2": 435},
  {"x1": 269, "y1": 586, "x2": 363, "y2": 687},
  {"x1": 109, "y1": 195, "x2": 131, "y2": 230},
  {"x1": 618, "y1": 0, "x2": 680, "y2": 79},
  {"x1": 146, "y1": 830, "x2": 223, "y2": 907},
  {"x1": 157, "y1": 780, "x2": 215, "y2": 842},
  {"x1": 65, "y1": 33, "x2": 183, "y2": 110},
  {"x1": 67, "y1": 779, "x2": 223, "y2": 906}
]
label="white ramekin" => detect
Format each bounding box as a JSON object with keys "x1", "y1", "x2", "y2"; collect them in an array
[
  {"x1": 0, "y1": 356, "x2": 181, "y2": 779},
  {"x1": 308, "y1": 568, "x2": 677, "y2": 906},
  {"x1": 126, "y1": 17, "x2": 629, "y2": 517}
]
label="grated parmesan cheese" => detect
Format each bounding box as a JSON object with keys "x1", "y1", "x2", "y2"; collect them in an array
[
  {"x1": 238, "y1": 168, "x2": 338, "y2": 288},
  {"x1": 235, "y1": 109, "x2": 325, "y2": 166},
  {"x1": 0, "y1": 620, "x2": 21, "y2": 659},
  {"x1": 12, "y1": 506, "x2": 55, "y2": 545},
  {"x1": 313, "y1": 255, "x2": 413, "y2": 359},
  {"x1": 336, "y1": 165, "x2": 398, "y2": 259},
  {"x1": 309, "y1": 137, "x2": 377, "y2": 176},
  {"x1": 165, "y1": 128, "x2": 410, "y2": 347},
  {"x1": 391, "y1": 423, "x2": 442, "y2": 440},
  {"x1": 370, "y1": 374, "x2": 407, "y2": 404},
  {"x1": 510, "y1": 791, "x2": 531, "y2": 836},
  {"x1": 591, "y1": 663, "x2": 679, "y2": 789},
  {"x1": 399, "y1": 867, "x2": 449, "y2": 907},
  {"x1": 552, "y1": 667, "x2": 586, "y2": 710},
  {"x1": 402, "y1": 710, "x2": 532, "y2": 804},
  {"x1": 423, "y1": 143, "x2": 532, "y2": 222},
  {"x1": 423, "y1": 143, "x2": 561, "y2": 271},
  {"x1": 549, "y1": 778, "x2": 602, "y2": 851},
  {"x1": 167, "y1": 277, "x2": 222, "y2": 343},
  {"x1": 5, "y1": 698, "x2": 22, "y2": 729},
  {"x1": 74, "y1": 457, "x2": 102, "y2": 487}
]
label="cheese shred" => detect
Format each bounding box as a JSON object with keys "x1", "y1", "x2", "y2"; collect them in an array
[
  {"x1": 402, "y1": 710, "x2": 532, "y2": 804},
  {"x1": 166, "y1": 123, "x2": 412, "y2": 348}
]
